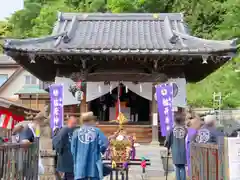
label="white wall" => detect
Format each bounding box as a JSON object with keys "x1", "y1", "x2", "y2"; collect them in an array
[
  {"x1": 0, "y1": 68, "x2": 16, "y2": 78},
  {"x1": 0, "y1": 70, "x2": 36, "y2": 99}
]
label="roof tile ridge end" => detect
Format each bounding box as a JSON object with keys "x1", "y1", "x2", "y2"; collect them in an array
[
  {"x1": 57, "y1": 12, "x2": 63, "y2": 22},
  {"x1": 173, "y1": 30, "x2": 236, "y2": 45},
  {"x1": 180, "y1": 12, "x2": 184, "y2": 21},
  {"x1": 4, "y1": 33, "x2": 66, "y2": 47},
  {"x1": 231, "y1": 38, "x2": 238, "y2": 46}
]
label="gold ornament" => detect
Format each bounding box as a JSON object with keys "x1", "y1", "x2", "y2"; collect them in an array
[
  {"x1": 153, "y1": 14, "x2": 159, "y2": 19},
  {"x1": 112, "y1": 161, "x2": 117, "y2": 168}
]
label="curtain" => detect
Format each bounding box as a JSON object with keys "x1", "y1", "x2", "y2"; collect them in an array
[
  {"x1": 55, "y1": 77, "x2": 186, "y2": 107},
  {"x1": 86, "y1": 82, "x2": 118, "y2": 102},
  {"x1": 168, "y1": 78, "x2": 187, "y2": 107},
  {"x1": 55, "y1": 77, "x2": 80, "y2": 105},
  {"x1": 122, "y1": 82, "x2": 152, "y2": 100}
]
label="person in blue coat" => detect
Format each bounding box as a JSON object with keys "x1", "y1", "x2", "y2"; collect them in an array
[
  {"x1": 165, "y1": 114, "x2": 187, "y2": 180},
  {"x1": 52, "y1": 116, "x2": 78, "y2": 180},
  {"x1": 71, "y1": 112, "x2": 108, "y2": 180},
  {"x1": 195, "y1": 114, "x2": 224, "y2": 144}
]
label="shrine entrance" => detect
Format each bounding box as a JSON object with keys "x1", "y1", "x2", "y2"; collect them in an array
[
  {"x1": 4, "y1": 12, "x2": 237, "y2": 143},
  {"x1": 89, "y1": 84, "x2": 150, "y2": 124}
]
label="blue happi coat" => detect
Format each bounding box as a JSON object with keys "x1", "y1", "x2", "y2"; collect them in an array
[
  {"x1": 195, "y1": 124, "x2": 224, "y2": 144},
  {"x1": 165, "y1": 125, "x2": 187, "y2": 165},
  {"x1": 71, "y1": 125, "x2": 108, "y2": 180},
  {"x1": 52, "y1": 126, "x2": 74, "y2": 173}
]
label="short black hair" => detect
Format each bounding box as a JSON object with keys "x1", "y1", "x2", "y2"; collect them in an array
[{"x1": 175, "y1": 114, "x2": 184, "y2": 124}]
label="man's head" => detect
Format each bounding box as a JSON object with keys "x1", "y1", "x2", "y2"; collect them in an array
[
  {"x1": 80, "y1": 111, "x2": 96, "y2": 126},
  {"x1": 186, "y1": 112, "x2": 203, "y2": 129},
  {"x1": 174, "y1": 114, "x2": 185, "y2": 125},
  {"x1": 67, "y1": 116, "x2": 78, "y2": 128},
  {"x1": 204, "y1": 115, "x2": 216, "y2": 127},
  {"x1": 12, "y1": 125, "x2": 24, "y2": 135},
  {"x1": 32, "y1": 112, "x2": 46, "y2": 127}
]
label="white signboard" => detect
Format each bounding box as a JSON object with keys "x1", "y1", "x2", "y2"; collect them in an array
[
  {"x1": 152, "y1": 113, "x2": 158, "y2": 126},
  {"x1": 227, "y1": 138, "x2": 240, "y2": 180}
]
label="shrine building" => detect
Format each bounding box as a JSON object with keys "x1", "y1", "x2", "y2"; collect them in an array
[{"x1": 3, "y1": 13, "x2": 237, "y2": 143}]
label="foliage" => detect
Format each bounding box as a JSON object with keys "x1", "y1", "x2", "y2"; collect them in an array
[
  {"x1": 187, "y1": 57, "x2": 240, "y2": 108},
  {"x1": 0, "y1": 0, "x2": 239, "y2": 107}
]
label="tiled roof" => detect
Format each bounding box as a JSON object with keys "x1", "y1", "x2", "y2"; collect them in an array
[
  {"x1": 0, "y1": 97, "x2": 39, "y2": 112},
  {"x1": 3, "y1": 13, "x2": 237, "y2": 55},
  {"x1": 15, "y1": 84, "x2": 48, "y2": 95}
]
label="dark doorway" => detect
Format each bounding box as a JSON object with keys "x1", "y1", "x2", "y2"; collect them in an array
[{"x1": 89, "y1": 84, "x2": 150, "y2": 124}]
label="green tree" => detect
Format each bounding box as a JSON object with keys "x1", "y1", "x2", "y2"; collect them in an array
[{"x1": 2, "y1": 0, "x2": 240, "y2": 107}]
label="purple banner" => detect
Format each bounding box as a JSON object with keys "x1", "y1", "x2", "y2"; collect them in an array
[
  {"x1": 156, "y1": 83, "x2": 174, "y2": 136},
  {"x1": 50, "y1": 84, "x2": 64, "y2": 132}
]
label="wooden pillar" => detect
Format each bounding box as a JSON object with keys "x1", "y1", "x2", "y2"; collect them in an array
[
  {"x1": 151, "y1": 83, "x2": 159, "y2": 144},
  {"x1": 80, "y1": 83, "x2": 87, "y2": 113}
]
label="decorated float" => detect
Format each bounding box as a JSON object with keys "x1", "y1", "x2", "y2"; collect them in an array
[
  {"x1": 106, "y1": 112, "x2": 136, "y2": 169},
  {"x1": 103, "y1": 85, "x2": 150, "y2": 179}
]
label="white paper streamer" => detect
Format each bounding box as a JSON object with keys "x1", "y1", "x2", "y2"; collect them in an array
[
  {"x1": 125, "y1": 85, "x2": 128, "y2": 93},
  {"x1": 98, "y1": 84, "x2": 102, "y2": 93},
  {"x1": 139, "y1": 84, "x2": 142, "y2": 93},
  {"x1": 110, "y1": 84, "x2": 112, "y2": 94}
]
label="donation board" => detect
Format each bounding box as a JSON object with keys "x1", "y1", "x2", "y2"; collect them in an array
[{"x1": 225, "y1": 137, "x2": 240, "y2": 180}]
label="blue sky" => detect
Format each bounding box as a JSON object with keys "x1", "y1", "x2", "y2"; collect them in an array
[{"x1": 0, "y1": 0, "x2": 24, "y2": 20}]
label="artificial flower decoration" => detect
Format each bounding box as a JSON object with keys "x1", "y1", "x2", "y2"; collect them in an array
[{"x1": 141, "y1": 157, "x2": 147, "y2": 169}]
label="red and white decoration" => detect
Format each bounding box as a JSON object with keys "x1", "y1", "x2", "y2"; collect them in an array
[{"x1": 0, "y1": 110, "x2": 24, "y2": 129}]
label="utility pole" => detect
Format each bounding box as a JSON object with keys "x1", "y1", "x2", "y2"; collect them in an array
[{"x1": 213, "y1": 92, "x2": 222, "y2": 125}]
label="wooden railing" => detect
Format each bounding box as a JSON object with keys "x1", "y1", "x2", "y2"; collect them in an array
[
  {"x1": 0, "y1": 141, "x2": 39, "y2": 180},
  {"x1": 190, "y1": 143, "x2": 225, "y2": 180}
]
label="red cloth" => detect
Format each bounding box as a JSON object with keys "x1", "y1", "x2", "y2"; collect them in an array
[
  {"x1": 0, "y1": 110, "x2": 12, "y2": 129},
  {"x1": 115, "y1": 86, "x2": 122, "y2": 119},
  {"x1": 0, "y1": 109, "x2": 24, "y2": 129},
  {"x1": 12, "y1": 114, "x2": 24, "y2": 129}
]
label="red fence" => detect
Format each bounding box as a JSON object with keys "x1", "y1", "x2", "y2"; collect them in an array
[
  {"x1": 0, "y1": 142, "x2": 39, "y2": 180},
  {"x1": 190, "y1": 143, "x2": 225, "y2": 180}
]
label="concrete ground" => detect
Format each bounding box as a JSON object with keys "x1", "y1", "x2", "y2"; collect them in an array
[
  {"x1": 104, "y1": 172, "x2": 175, "y2": 180},
  {"x1": 104, "y1": 144, "x2": 176, "y2": 180}
]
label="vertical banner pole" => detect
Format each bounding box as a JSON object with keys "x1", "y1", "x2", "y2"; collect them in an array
[{"x1": 156, "y1": 83, "x2": 173, "y2": 179}]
